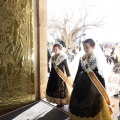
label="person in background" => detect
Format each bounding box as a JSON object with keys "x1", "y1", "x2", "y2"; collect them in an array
[{"x1": 46, "y1": 43, "x2": 72, "y2": 107}]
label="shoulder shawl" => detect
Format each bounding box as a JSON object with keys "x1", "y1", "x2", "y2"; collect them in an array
[{"x1": 52, "y1": 53, "x2": 67, "y2": 66}]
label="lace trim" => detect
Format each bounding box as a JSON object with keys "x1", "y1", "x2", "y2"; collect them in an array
[
  {"x1": 81, "y1": 54, "x2": 97, "y2": 70},
  {"x1": 52, "y1": 53, "x2": 67, "y2": 66},
  {"x1": 46, "y1": 81, "x2": 67, "y2": 99},
  {"x1": 69, "y1": 95, "x2": 102, "y2": 118}
]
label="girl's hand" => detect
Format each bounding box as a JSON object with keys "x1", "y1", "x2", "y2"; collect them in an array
[{"x1": 72, "y1": 83, "x2": 75, "y2": 88}]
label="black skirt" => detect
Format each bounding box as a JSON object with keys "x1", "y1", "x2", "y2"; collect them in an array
[
  {"x1": 69, "y1": 68, "x2": 105, "y2": 118},
  {"x1": 46, "y1": 59, "x2": 71, "y2": 99}
]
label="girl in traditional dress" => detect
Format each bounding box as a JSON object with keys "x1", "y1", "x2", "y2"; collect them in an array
[
  {"x1": 46, "y1": 43, "x2": 72, "y2": 107},
  {"x1": 69, "y1": 38, "x2": 112, "y2": 120}
]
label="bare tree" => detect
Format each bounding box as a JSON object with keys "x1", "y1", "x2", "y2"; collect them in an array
[{"x1": 48, "y1": 7, "x2": 104, "y2": 48}]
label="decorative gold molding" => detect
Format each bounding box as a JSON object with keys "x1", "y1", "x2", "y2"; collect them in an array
[{"x1": 0, "y1": 0, "x2": 36, "y2": 115}]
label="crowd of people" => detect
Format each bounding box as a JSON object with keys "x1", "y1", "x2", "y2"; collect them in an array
[
  {"x1": 102, "y1": 43, "x2": 120, "y2": 96},
  {"x1": 46, "y1": 39, "x2": 120, "y2": 120},
  {"x1": 102, "y1": 43, "x2": 120, "y2": 65}
]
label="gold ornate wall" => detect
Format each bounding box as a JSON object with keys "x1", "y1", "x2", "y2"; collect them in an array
[{"x1": 0, "y1": 0, "x2": 36, "y2": 115}]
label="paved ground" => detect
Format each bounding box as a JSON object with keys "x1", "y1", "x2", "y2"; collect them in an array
[
  {"x1": 0, "y1": 100, "x2": 68, "y2": 120},
  {"x1": 0, "y1": 96, "x2": 119, "y2": 120}
]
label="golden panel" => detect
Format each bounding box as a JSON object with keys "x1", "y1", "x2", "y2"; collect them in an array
[{"x1": 0, "y1": 0, "x2": 36, "y2": 115}]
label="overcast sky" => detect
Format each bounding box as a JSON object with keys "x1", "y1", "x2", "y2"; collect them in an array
[{"x1": 47, "y1": 0, "x2": 120, "y2": 43}]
